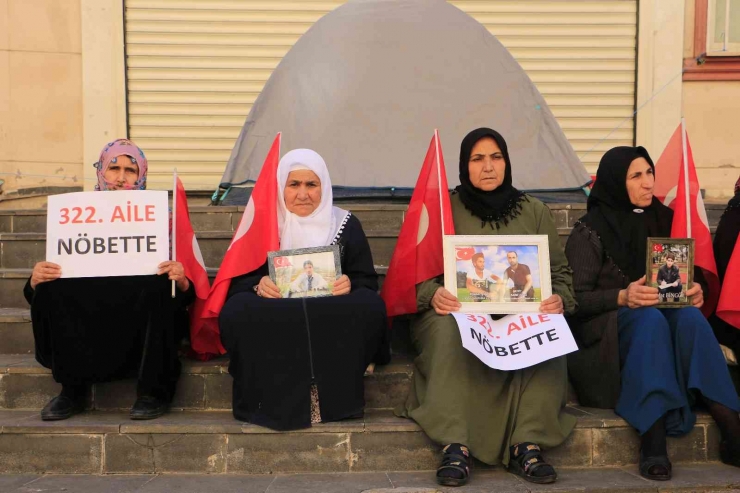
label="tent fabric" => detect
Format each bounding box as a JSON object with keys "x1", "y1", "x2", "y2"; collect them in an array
[{"x1": 219, "y1": 0, "x2": 591, "y2": 193}]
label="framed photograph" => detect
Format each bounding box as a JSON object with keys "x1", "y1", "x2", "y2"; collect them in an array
[
  {"x1": 443, "y1": 235, "x2": 552, "y2": 314},
  {"x1": 267, "y1": 245, "x2": 342, "y2": 299},
  {"x1": 645, "y1": 237, "x2": 694, "y2": 308}
]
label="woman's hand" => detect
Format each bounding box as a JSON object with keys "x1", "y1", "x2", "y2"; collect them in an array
[
  {"x1": 256, "y1": 276, "x2": 282, "y2": 299},
  {"x1": 539, "y1": 294, "x2": 564, "y2": 314},
  {"x1": 431, "y1": 287, "x2": 461, "y2": 316},
  {"x1": 686, "y1": 282, "x2": 704, "y2": 309},
  {"x1": 332, "y1": 275, "x2": 351, "y2": 296},
  {"x1": 30, "y1": 262, "x2": 62, "y2": 289},
  {"x1": 157, "y1": 261, "x2": 190, "y2": 292},
  {"x1": 617, "y1": 276, "x2": 659, "y2": 309}
]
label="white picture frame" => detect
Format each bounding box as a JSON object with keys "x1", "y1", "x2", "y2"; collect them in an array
[{"x1": 443, "y1": 234, "x2": 552, "y2": 314}]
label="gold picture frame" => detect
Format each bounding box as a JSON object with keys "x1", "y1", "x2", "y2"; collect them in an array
[{"x1": 645, "y1": 237, "x2": 695, "y2": 308}]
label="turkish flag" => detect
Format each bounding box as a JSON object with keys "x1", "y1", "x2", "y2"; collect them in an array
[
  {"x1": 380, "y1": 130, "x2": 455, "y2": 317},
  {"x1": 203, "y1": 133, "x2": 281, "y2": 321},
  {"x1": 456, "y1": 247, "x2": 476, "y2": 261},
  {"x1": 717, "y1": 240, "x2": 740, "y2": 328},
  {"x1": 174, "y1": 176, "x2": 225, "y2": 359},
  {"x1": 655, "y1": 123, "x2": 719, "y2": 316}
]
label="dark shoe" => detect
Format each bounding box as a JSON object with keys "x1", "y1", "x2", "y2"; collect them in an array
[
  {"x1": 130, "y1": 396, "x2": 168, "y2": 420},
  {"x1": 436, "y1": 443, "x2": 470, "y2": 487},
  {"x1": 639, "y1": 450, "x2": 672, "y2": 481},
  {"x1": 720, "y1": 439, "x2": 740, "y2": 467},
  {"x1": 507, "y1": 442, "x2": 557, "y2": 484},
  {"x1": 40, "y1": 395, "x2": 85, "y2": 421}
]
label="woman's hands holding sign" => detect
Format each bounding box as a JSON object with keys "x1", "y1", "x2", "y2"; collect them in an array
[
  {"x1": 30, "y1": 262, "x2": 62, "y2": 289},
  {"x1": 157, "y1": 261, "x2": 190, "y2": 292}
]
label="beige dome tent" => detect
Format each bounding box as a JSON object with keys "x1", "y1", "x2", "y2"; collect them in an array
[{"x1": 219, "y1": 0, "x2": 590, "y2": 199}]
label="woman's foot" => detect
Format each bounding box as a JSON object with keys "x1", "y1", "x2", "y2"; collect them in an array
[
  {"x1": 639, "y1": 450, "x2": 672, "y2": 480},
  {"x1": 507, "y1": 442, "x2": 557, "y2": 484},
  {"x1": 720, "y1": 439, "x2": 740, "y2": 467},
  {"x1": 130, "y1": 395, "x2": 168, "y2": 420},
  {"x1": 40, "y1": 384, "x2": 86, "y2": 421},
  {"x1": 639, "y1": 415, "x2": 671, "y2": 480},
  {"x1": 706, "y1": 397, "x2": 740, "y2": 468},
  {"x1": 436, "y1": 443, "x2": 470, "y2": 487}
]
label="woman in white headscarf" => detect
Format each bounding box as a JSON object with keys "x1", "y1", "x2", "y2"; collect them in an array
[{"x1": 219, "y1": 149, "x2": 390, "y2": 431}]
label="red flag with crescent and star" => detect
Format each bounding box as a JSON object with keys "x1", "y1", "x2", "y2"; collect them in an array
[
  {"x1": 654, "y1": 122, "x2": 719, "y2": 317},
  {"x1": 380, "y1": 130, "x2": 455, "y2": 317},
  {"x1": 203, "y1": 133, "x2": 281, "y2": 322}
]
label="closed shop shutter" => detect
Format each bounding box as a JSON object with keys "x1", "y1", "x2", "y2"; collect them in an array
[{"x1": 124, "y1": 0, "x2": 636, "y2": 190}]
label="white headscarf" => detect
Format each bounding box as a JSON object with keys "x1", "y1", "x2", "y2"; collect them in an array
[{"x1": 277, "y1": 149, "x2": 349, "y2": 250}]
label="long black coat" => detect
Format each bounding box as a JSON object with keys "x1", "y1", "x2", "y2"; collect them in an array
[{"x1": 565, "y1": 220, "x2": 708, "y2": 408}]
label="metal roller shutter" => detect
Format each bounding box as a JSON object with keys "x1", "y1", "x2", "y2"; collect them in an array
[{"x1": 124, "y1": 0, "x2": 637, "y2": 190}]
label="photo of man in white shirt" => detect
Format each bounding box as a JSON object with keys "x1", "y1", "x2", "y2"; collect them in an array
[
  {"x1": 289, "y1": 259, "x2": 329, "y2": 296},
  {"x1": 465, "y1": 253, "x2": 501, "y2": 302}
]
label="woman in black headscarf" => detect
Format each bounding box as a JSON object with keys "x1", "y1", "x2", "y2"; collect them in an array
[
  {"x1": 710, "y1": 176, "x2": 740, "y2": 356},
  {"x1": 397, "y1": 128, "x2": 577, "y2": 486},
  {"x1": 565, "y1": 146, "x2": 740, "y2": 481}
]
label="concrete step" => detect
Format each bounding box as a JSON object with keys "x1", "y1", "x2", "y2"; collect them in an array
[
  {"x1": 1, "y1": 465, "x2": 740, "y2": 492},
  {"x1": 0, "y1": 202, "x2": 730, "y2": 234},
  {"x1": 0, "y1": 231, "x2": 400, "y2": 270},
  {"x1": 0, "y1": 309, "x2": 32, "y2": 355},
  {"x1": 0, "y1": 354, "x2": 412, "y2": 412},
  {"x1": 0, "y1": 270, "x2": 28, "y2": 309},
  {"x1": 0, "y1": 267, "x2": 389, "y2": 309},
  {"x1": 0, "y1": 407, "x2": 727, "y2": 475},
  {"x1": 0, "y1": 204, "x2": 408, "y2": 235}
]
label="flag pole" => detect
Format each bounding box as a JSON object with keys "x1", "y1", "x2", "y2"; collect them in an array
[
  {"x1": 434, "y1": 129, "x2": 446, "y2": 237},
  {"x1": 680, "y1": 118, "x2": 691, "y2": 237},
  {"x1": 171, "y1": 168, "x2": 177, "y2": 298}
]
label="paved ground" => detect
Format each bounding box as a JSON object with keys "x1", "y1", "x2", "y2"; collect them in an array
[{"x1": 1, "y1": 464, "x2": 740, "y2": 493}]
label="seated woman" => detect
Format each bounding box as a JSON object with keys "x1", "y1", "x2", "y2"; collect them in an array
[
  {"x1": 398, "y1": 128, "x2": 577, "y2": 487},
  {"x1": 26, "y1": 139, "x2": 194, "y2": 421},
  {"x1": 219, "y1": 149, "x2": 390, "y2": 431},
  {"x1": 565, "y1": 146, "x2": 740, "y2": 481},
  {"x1": 710, "y1": 175, "x2": 740, "y2": 357}
]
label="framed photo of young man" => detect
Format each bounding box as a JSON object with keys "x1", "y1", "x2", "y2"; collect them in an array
[
  {"x1": 267, "y1": 245, "x2": 341, "y2": 299},
  {"x1": 645, "y1": 237, "x2": 694, "y2": 308},
  {"x1": 443, "y1": 235, "x2": 552, "y2": 314}
]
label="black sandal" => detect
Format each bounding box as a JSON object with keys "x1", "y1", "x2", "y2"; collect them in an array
[
  {"x1": 639, "y1": 450, "x2": 672, "y2": 481},
  {"x1": 436, "y1": 443, "x2": 470, "y2": 487},
  {"x1": 507, "y1": 442, "x2": 557, "y2": 484}
]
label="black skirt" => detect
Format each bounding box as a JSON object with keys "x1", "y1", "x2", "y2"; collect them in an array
[
  {"x1": 220, "y1": 287, "x2": 388, "y2": 430},
  {"x1": 26, "y1": 275, "x2": 191, "y2": 401}
]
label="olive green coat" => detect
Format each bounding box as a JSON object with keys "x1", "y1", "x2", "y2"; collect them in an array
[{"x1": 397, "y1": 193, "x2": 577, "y2": 465}]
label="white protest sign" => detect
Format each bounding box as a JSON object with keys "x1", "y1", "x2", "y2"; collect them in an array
[
  {"x1": 46, "y1": 190, "x2": 169, "y2": 278},
  {"x1": 452, "y1": 312, "x2": 578, "y2": 371}
]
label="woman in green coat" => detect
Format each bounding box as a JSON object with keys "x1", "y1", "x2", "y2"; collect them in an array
[{"x1": 398, "y1": 128, "x2": 577, "y2": 486}]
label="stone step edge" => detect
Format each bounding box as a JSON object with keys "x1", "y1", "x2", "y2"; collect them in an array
[
  {"x1": 0, "y1": 265, "x2": 389, "y2": 282},
  {"x1": 0, "y1": 354, "x2": 413, "y2": 377},
  {"x1": 0, "y1": 408, "x2": 716, "y2": 436},
  {"x1": 0, "y1": 204, "x2": 413, "y2": 216},
  {"x1": 0, "y1": 203, "x2": 610, "y2": 218},
  {"x1": 0, "y1": 230, "x2": 405, "y2": 240}
]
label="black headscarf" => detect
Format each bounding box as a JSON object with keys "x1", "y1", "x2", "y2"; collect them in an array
[
  {"x1": 454, "y1": 128, "x2": 527, "y2": 229},
  {"x1": 579, "y1": 146, "x2": 673, "y2": 281},
  {"x1": 714, "y1": 175, "x2": 740, "y2": 285}
]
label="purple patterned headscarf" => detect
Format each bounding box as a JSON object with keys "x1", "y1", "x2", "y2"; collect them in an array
[{"x1": 93, "y1": 139, "x2": 148, "y2": 191}]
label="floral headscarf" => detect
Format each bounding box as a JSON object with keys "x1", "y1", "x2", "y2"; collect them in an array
[{"x1": 93, "y1": 139, "x2": 148, "y2": 191}]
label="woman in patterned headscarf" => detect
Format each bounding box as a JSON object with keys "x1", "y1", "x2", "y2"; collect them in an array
[{"x1": 26, "y1": 139, "x2": 195, "y2": 422}]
